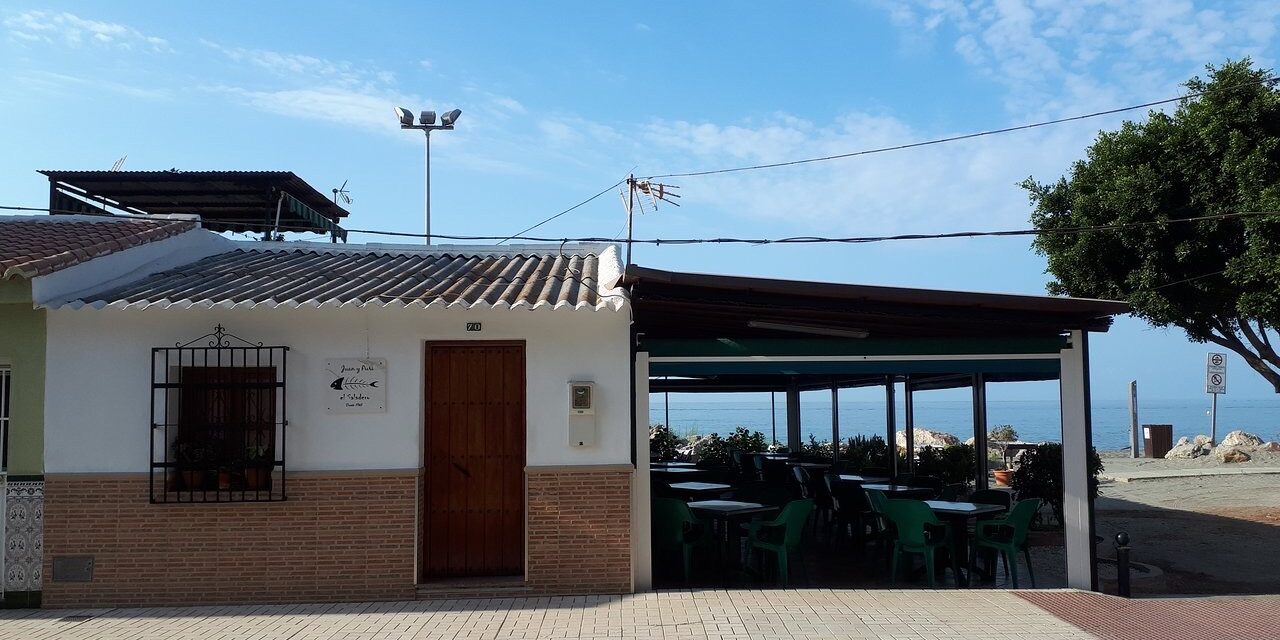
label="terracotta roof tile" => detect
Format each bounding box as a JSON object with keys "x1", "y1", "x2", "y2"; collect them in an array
[
  {"x1": 0, "y1": 217, "x2": 196, "y2": 280},
  {"x1": 70, "y1": 245, "x2": 625, "y2": 311}
]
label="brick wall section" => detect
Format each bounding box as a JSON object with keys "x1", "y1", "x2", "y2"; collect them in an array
[
  {"x1": 42, "y1": 472, "x2": 417, "y2": 608},
  {"x1": 525, "y1": 467, "x2": 632, "y2": 594}
]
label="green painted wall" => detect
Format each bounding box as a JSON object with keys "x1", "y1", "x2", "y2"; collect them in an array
[{"x1": 0, "y1": 280, "x2": 45, "y2": 476}]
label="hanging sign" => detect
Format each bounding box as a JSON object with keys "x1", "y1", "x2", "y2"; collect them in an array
[
  {"x1": 325, "y1": 358, "x2": 387, "y2": 414},
  {"x1": 1205, "y1": 353, "x2": 1226, "y2": 394}
]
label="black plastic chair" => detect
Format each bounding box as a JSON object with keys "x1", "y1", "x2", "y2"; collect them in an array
[
  {"x1": 826, "y1": 476, "x2": 872, "y2": 546},
  {"x1": 907, "y1": 474, "x2": 945, "y2": 497}
]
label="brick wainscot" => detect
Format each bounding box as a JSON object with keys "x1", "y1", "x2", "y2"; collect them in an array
[
  {"x1": 41, "y1": 471, "x2": 418, "y2": 608},
  {"x1": 524, "y1": 466, "x2": 633, "y2": 594}
]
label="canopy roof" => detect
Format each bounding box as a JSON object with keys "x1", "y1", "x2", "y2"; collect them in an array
[
  {"x1": 40, "y1": 170, "x2": 348, "y2": 239},
  {"x1": 622, "y1": 263, "x2": 1129, "y2": 391},
  {"x1": 620, "y1": 263, "x2": 1129, "y2": 340}
]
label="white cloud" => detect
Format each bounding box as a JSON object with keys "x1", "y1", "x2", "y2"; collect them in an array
[
  {"x1": 635, "y1": 23, "x2": 651, "y2": 32},
  {"x1": 881, "y1": 0, "x2": 1280, "y2": 116},
  {"x1": 3, "y1": 11, "x2": 171, "y2": 52}
]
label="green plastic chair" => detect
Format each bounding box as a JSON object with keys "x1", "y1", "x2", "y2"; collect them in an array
[
  {"x1": 937, "y1": 483, "x2": 965, "y2": 501},
  {"x1": 651, "y1": 497, "x2": 711, "y2": 583},
  {"x1": 864, "y1": 488, "x2": 895, "y2": 560},
  {"x1": 970, "y1": 498, "x2": 1041, "y2": 588},
  {"x1": 881, "y1": 499, "x2": 957, "y2": 588},
  {"x1": 747, "y1": 499, "x2": 814, "y2": 587}
]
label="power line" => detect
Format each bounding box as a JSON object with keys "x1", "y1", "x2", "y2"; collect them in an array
[
  {"x1": 642, "y1": 75, "x2": 1280, "y2": 180},
  {"x1": 4, "y1": 204, "x2": 1276, "y2": 246},
  {"x1": 495, "y1": 175, "x2": 630, "y2": 245}
]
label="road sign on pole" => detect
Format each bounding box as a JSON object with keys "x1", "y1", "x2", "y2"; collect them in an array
[
  {"x1": 1205, "y1": 353, "x2": 1227, "y2": 394},
  {"x1": 1206, "y1": 352, "x2": 1227, "y2": 445}
]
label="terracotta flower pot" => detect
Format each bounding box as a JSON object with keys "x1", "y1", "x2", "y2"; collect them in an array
[
  {"x1": 181, "y1": 469, "x2": 207, "y2": 491},
  {"x1": 244, "y1": 467, "x2": 273, "y2": 491},
  {"x1": 993, "y1": 469, "x2": 1013, "y2": 486},
  {"x1": 218, "y1": 470, "x2": 233, "y2": 491}
]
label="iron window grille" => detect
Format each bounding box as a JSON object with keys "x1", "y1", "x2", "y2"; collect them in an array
[{"x1": 151, "y1": 325, "x2": 288, "y2": 503}]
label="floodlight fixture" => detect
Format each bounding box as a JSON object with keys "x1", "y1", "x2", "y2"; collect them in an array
[
  {"x1": 394, "y1": 106, "x2": 414, "y2": 127},
  {"x1": 394, "y1": 105, "x2": 465, "y2": 245}
]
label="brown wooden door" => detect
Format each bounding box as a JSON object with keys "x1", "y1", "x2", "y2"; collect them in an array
[{"x1": 422, "y1": 342, "x2": 525, "y2": 578}]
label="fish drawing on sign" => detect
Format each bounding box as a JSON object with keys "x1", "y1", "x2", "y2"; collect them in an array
[{"x1": 328, "y1": 373, "x2": 380, "y2": 391}]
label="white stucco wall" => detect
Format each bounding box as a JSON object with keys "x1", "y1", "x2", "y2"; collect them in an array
[{"x1": 43, "y1": 305, "x2": 632, "y2": 473}]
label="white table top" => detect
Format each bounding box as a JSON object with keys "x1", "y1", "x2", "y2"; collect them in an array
[
  {"x1": 668, "y1": 482, "x2": 731, "y2": 492},
  {"x1": 924, "y1": 500, "x2": 1007, "y2": 517}
]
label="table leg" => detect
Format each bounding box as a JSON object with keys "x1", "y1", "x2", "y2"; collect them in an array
[{"x1": 950, "y1": 518, "x2": 968, "y2": 588}]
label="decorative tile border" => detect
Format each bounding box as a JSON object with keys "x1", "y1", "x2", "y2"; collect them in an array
[{"x1": 4, "y1": 480, "x2": 44, "y2": 593}]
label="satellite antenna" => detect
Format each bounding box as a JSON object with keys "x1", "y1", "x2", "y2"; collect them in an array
[
  {"x1": 331, "y1": 179, "x2": 352, "y2": 205},
  {"x1": 110, "y1": 155, "x2": 127, "y2": 171}
]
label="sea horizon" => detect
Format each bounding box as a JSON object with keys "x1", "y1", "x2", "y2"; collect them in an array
[{"x1": 650, "y1": 397, "x2": 1280, "y2": 451}]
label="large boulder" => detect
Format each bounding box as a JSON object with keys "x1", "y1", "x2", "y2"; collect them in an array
[
  {"x1": 897, "y1": 428, "x2": 959, "y2": 450},
  {"x1": 1166, "y1": 435, "x2": 1213, "y2": 459},
  {"x1": 1219, "y1": 430, "x2": 1264, "y2": 448},
  {"x1": 1217, "y1": 448, "x2": 1252, "y2": 463},
  {"x1": 1262, "y1": 441, "x2": 1280, "y2": 452}
]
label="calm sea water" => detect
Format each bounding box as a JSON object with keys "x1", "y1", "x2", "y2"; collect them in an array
[{"x1": 649, "y1": 397, "x2": 1280, "y2": 451}]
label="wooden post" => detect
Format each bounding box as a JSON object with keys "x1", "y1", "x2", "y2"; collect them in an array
[
  {"x1": 831, "y1": 383, "x2": 840, "y2": 467},
  {"x1": 1061, "y1": 330, "x2": 1098, "y2": 590},
  {"x1": 885, "y1": 376, "x2": 897, "y2": 477},
  {"x1": 971, "y1": 373, "x2": 989, "y2": 490},
  {"x1": 904, "y1": 375, "x2": 916, "y2": 472},
  {"x1": 1128, "y1": 381, "x2": 1139, "y2": 458},
  {"x1": 786, "y1": 381, "x2": 801, "y2": 453}
]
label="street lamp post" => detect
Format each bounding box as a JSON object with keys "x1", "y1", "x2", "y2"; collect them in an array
[{"x1": 395, "y1": 107, "x2": 462, "y2": 245}]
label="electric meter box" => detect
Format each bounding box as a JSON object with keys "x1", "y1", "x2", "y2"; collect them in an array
[{"x1": 568, "y1": 381, "x2": 596, "y2": 446}]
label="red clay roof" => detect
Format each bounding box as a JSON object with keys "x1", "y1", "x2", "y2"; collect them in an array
[{"x1": 0, "y1": 216, "x2": 197, "y2": 280}]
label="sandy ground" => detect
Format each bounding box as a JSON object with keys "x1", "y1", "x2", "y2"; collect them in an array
[
  {"x1": 1101, "y1": 449, "x2": 1280, "y2": 471},
  {"x1": 1093, "y1": 459, "x2": 1280, "y2": 595}
]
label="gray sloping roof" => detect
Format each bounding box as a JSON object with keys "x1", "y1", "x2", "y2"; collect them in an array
[{"x1": 60, "y1": 243, "x2": 625, "y2": 311}]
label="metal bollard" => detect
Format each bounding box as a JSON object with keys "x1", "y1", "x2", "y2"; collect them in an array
[{"x1": 1114, "y1": 532, "x2": 1131, "y2": 598}]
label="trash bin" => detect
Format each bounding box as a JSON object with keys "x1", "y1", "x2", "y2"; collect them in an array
[{"x1": 1143, "y1": 424, "x2": 1173, "y2": 459}]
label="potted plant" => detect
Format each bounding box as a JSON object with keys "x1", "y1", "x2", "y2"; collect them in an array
[
  {"x1": 1008, "y1": 443, "x2": 1104, "y2": 526},
  {"x1": 243, "y1": 443, "x2": 273, "y2": 490},
  {"x1": 993, "y1": 466, "x2": 1013, "y2": 486},
  {"x1": 171, "y1": 435, "x2": 216, "y2": 491}
]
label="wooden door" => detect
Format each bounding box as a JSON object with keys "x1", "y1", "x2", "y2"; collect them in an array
[{"x1": 422, "y1": 342, "x2": 525, "y2": 578}]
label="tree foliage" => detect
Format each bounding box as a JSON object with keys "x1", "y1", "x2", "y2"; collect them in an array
[{"x1": 1023, "y1": 59, "x2": 1280, "y2": 391}]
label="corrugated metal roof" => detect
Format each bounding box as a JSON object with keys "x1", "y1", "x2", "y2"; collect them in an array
[
  {"x1": 1, "y1": 216, "x2": 197, "y2": 280},
  {"x1": 61, "y1": 244, "x2": 626, "y2": 311}
]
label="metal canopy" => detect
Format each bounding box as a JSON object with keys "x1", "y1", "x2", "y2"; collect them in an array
[
  {"x1": 40, "y1": 170, "x2": 349, "y2": 240},
  {"x1": 620, "y1": 263, "x2": 1129, "y2": 339}
]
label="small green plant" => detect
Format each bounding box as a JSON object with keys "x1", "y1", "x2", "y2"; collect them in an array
[
  {"x1": 841, "y1": 435, "x2": 904, "y2": 471},
  {"x1": 915, "y1": 444, "x2": 977, "y2": 486},
  {"x1": 803, "y1": 435, "x2": 835, "y2": 458},
  {"x1": 171, "y1": 435, "x2": 217, "y2": 468},
  {"x1": 724, "y1": 426, "x2": 768, "y2": 453},
  {"x1": 1009, "y1": 443, "x2": 1104, "y2": 527},
  {"x1": 989, "y1": 425, "x2": 1019, "y2": 442},
  {"x1": 244, "y1": 443, "x2": 272, "y2": 467},
  {"x1": 649, "y1": 424, "x2": 683, "y2": 460}
]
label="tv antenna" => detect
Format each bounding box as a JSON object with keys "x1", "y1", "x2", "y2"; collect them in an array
[
  {"x1": 331, "y1": 179, "x2": 352, "y2": 205},
  {"x1": 622, "y1": 175, "x2": 680, "y2": 266},
  {"x1": 110, "y1": 155, "x2": 128, "y2": 171}
]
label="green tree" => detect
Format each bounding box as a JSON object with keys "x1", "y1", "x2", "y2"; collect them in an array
[{"x1": 1023, "y1": 60, "x2": 1280, "y2": 391}]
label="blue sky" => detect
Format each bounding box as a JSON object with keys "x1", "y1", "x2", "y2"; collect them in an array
[{"x1": 3, "y1": 1, "x2": 1280, "y2": 405}]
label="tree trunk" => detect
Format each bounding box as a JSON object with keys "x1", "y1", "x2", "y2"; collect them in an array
[{"x1": 1206, "y1": 320, "x2": 1280, "y2": 393}]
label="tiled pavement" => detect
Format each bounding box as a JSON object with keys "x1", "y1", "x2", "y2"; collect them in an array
[
  {"x1": 1018, "y1": 591, "x2": 1280, "y2": 640},
  {"x1": 0, "y1": 590, "x2": 1097, "y2": 640}
]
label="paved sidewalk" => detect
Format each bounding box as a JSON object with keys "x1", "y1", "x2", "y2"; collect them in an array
[
  {"x1": 1019, "y1": 591, "x2": 1280, "y2": 640},
  {"x1": 0, "y1": 589, "x2": 1096, "y2": 640},
  {"x1": 1100, "y1": 466, "x2": 1280, "y2": 482}
]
